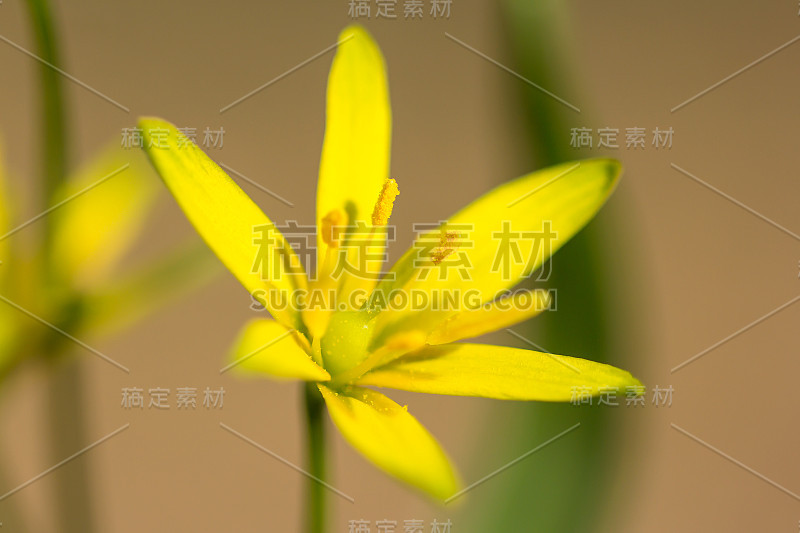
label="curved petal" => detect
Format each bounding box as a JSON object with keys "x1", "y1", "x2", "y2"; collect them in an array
[
  {"x1": 140, "y1": 117, "x2": 306, "y2": 330},
  {"x1": 426, "y1": 289, "x2": 552, "y2": 345},
  {"x1": 356, "y1": 343, "x2": 642, "y2": 402},
  {"x1": 316, "y1": 25, "x2": 391, "y2": 302},
  {"x1": 50, "y1": 146, "x2": 158, "y2": 289},
  {"x1": 370, "y1": 159, "x2": 621, "y2": 342},
  {"x1": 227, "y1": 319, "x2": 329, "y2": 381},
  {"x1": 319, "y1": 384, "x2": 458, "y2": 500}
]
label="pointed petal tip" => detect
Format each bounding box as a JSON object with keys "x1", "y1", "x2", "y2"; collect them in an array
[
  {"x1": 336, "y1": 25, "x2": 384, "y2": 65},
  {"x1": 626, "y1": 372, "x2": 645, "y2": 393},
  {"x1": 318, "y1": 385, "x2": 459, "y2": 501},
  {"x1": 596, "y1": 157, "x2": 623, "y2": 187},
  {"x1": 339, "y1": 24, "x2": 373, "y2": 43},
  {"x1": 137, "y1": 116, "x2": 168, "y2": 129}
]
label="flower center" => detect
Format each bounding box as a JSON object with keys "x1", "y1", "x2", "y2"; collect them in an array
[
  {"x1": 312, "y1": 178, "x2": 399, "y2": 375},
  {"x1": 320, "y1": 310, "x2": 375, "y2": 375}
]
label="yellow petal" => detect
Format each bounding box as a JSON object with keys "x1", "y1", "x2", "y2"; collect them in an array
[
  {"x1": 139, "y1": 117, "x2": 306, "y2": 330},
  {"x1": 356, "y1": 343, "x2": 642, "y2": 401},
  {"x1": 319, "y1": 384, "x2": 458, "y2": 500},
  {"x1": 371, "y1": 159, "x2": 621, "y2": 341},
  {"x1": 50, "y1": 146, "x2": 158, "y2": 289},
  {"x1": 316, "y1": 25, "x2": 391, "y2": 304},
  {"x1": 330, "y1": 329, "x2": 428, "y2": 386},
  {"x1": 226, "y1": 319, "x2": 329, "y2": 381},
  {"x1": 426, "y1": 289, "x2": 552, "y2": 345}
]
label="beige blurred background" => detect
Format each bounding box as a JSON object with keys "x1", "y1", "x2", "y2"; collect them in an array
[{"x1": 1, "y1": 0, "x2": 799, "y2": 531}]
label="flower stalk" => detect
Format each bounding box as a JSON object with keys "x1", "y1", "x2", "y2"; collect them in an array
[
  {"x1": 304, "y1": 383, "x2": 327, "y2": 533},
  {"x1": 24, "y1": 0, "x2": 68, "y2": 272},
  {"x1": 24, "y1": 1, "x2": 95, "y2": 532}
]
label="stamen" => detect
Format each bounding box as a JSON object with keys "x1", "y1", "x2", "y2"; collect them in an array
[
  {"x1": 321, "y1": 208, "x2": 346, "y2": 248},
  {"x1": 305, "y1": 209, "x2": 348, "y2": 340},
  {"x1": 431, "y1": 231, "x2": 459, "y2": 265},
  {"x1": 371, "y1": 178, "x2": 399, "y2": 227}
]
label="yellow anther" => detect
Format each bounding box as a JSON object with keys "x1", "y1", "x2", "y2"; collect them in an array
[
  {"x1": 321, "y1": 208, "x2": 347, "y2": 248},
  {"x1": 307, "y1": 209, "x2": 349, "y2": 339},
  {"x1": 431, "y1": 231, "x2": 459, "y2": 265},
  {"x1": 371, "y1": 178, "x2": 399, "y2": 227}
]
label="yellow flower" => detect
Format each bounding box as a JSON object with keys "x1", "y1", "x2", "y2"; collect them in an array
[
  {"x1": 0, "y1": 142, "x2": 218, "y2": 378},
  {"x1": 139, "y1": 25, "x2": 642, "y2": 501}
]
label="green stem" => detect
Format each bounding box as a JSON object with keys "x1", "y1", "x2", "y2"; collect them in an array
[
  {"x1": 25, "y1": 0, "x2": 68, "y2": 289},
  {"x1": 23, "y1": 2, "x2": 94, "y2": 533},
  {"x1": 24, "y1": 0, "x2": 69, "y2": 206},
  {"x1": 303, "y1": 383, "x2": 327, "y2": 533},
  {"x1": 45, "y1": 355, "x2": 94, "y2": 533}
]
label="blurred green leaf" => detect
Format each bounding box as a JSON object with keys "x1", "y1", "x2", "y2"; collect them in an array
[
  {"x1": 81, "y1": 238, "x2": 221, "y2": 336},
  {"x1": 461, "y1": 2, "x2": 640, "y2": 532},
  {"x1": 0, "y1": 142, "x2": 21, "y2": 380}
]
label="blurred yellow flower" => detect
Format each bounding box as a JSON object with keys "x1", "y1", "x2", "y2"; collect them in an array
[{"x1": 0, "y1": 143, "x2": 217, "y2": 379}]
